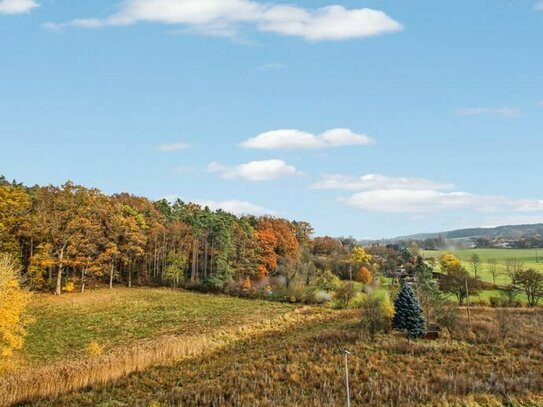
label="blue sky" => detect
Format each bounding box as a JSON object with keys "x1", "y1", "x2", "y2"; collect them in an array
[{"x1": 1, "y1": 0, "x2": 542, "y2": 238}]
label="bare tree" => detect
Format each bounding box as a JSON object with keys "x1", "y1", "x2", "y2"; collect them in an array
[
  {"x1": 505, "y1": 258, "x2": 524, "y2": 282},
  {"x1": 468, "y1": 254, "x2": 482, "y2": 277},
  {"x1": 487, "y1": 259, "x2": 500, "y2": 285}
]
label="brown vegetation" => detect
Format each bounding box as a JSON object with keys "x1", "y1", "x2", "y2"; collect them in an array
[
  {"x1": 17, "y1": 307, "x2": 543, "y2": 407},
  {"x1": 0, "y1": 307, "x2": 334, "y2": 406}
]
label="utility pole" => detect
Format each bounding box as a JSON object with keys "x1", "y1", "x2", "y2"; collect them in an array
[{"x1": 344, "y1": 350, "x2": 351, "y2": 407}]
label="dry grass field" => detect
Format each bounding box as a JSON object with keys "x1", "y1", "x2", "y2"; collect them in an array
[{"x1": 7, "y1": 291, "x2": 543, "y2": 407}]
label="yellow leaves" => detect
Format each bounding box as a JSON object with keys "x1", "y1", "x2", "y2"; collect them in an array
[
  {"x1": 242, "y1": 277, "x2": 251, "y2": 292},
  {"x1": 0, "y1": 255, "x2": 31, "y2": 360},
  {"x1": 63, "y1": 281, "x2": 75, "y2": 293},
  {"x1": 87, "y1": 341, "x2": 104, "y2": 357},
  {"x1": 381, "y1": 293, "x2": 395, "y2": 319},
  {"x1": 350, "y1": 247, "x2": 373, "y2": 265},
  {"x1": 439, "y1": 253, "x2": 462, "y2": 273}
]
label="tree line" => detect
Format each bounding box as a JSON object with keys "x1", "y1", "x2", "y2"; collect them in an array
[{"x1": 1, "y1": 177, "x2": 393, "y2": 296}]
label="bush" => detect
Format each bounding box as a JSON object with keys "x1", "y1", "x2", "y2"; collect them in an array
[
  {"x1": 360, "y1": 295, "x2": 393, "y2": 341},
  {"x1": 312, "y1": 270, "x2": 340, "y2": 292},
  {"x1": 332, "y1": 282, "x2": 357, "y2": 309},
  {"x1": 0, "y1": 255, "x2": 32, "y2": 369}
]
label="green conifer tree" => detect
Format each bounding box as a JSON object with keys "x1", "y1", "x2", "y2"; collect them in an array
[{"x1": 393, "y1": 281, "x2": 426, "y2": 338}]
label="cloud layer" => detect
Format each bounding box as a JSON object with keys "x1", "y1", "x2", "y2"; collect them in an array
[
  {"x1": 45, "y1": 0, "x2": 403, "y2": 41},
  {"x1": 241, "y1": 128, "x2": 375, "y2": 150},
  {"x1": 0, "y1": 0, "x2": 38, "y2": 14},
  {"x1": 195, "y1": 199, "x2": 275, "y2": 216},
  {"x1": 208, "y1": 159, "x2": 299, "y2": 181},
  {"x1": 311, "y1": 174, "x2": 453, "y2": 191},
  {"x1": 341, "y1": 189, "x2": 543, "y2": 213}
]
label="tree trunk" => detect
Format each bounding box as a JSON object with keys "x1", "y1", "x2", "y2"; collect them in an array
[
  {"x1": 128, "y1": 261, "x2": 132, "y2": 288},
  {"x1": 191, "y1": 238, "x2": 198, "y2": 282},
  {"x1": 55, "y1": 246, "x2": 65, "y2": 295},
  {"x1": 81, "y1": 267, "x2": 86, "y2": 293},
  {"x1": 109, "y1": 261, "x2": 114, "y2": 289}
]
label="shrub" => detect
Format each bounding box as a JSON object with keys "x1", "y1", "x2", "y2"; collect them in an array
[
  {"x1": 312, "y1": 270, "x2": 340, "y2": 292},
  {"x1": 332, "y1": 282, "x2": 357, "y2": 309},
  {"x1": 87, "y1": 341, "x2": 104, "y2": 357},
  {"x1": 0, "y1": 255, "x2": 32, "y2": 367},
  {"x1": 360, "y1": 295, "x2": 390, "y2": 341}
]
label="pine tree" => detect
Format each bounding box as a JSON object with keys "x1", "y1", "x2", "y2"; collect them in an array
[{"x1": 393, "y1": 281, "x2": 426, "y2": 338}]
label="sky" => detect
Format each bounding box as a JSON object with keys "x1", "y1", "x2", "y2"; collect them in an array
[{"x1": 1, "y1": 0, "x2": 542, "y2": 239}]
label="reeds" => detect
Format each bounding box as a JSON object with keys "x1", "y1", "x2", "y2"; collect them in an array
[{"x1": 0, "y1": 307, "x2": 333, "y2": 406}]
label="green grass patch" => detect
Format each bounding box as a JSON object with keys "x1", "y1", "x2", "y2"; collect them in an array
[
  {"x1": 423, "y1": 248, "x2": 543, "y2": 284},
  {"x1": 24, "y1": 287, "x2": 295, "y2": 364}
]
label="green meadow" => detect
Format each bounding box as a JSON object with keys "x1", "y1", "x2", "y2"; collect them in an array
[{"x1": 422, "y1": 248, "x2": 543, "y2": 284}]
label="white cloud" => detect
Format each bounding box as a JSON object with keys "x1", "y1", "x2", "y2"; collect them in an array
[
  {"x1": 341, "y1": 189, "x2": 543, "y2": 213},
  {"x1": 208, "y1": 159, "x2": 299, "y2": 181},
  {"x1": 195, "y1": 199, "x2": 275, "y2": 216},
  {"x1": 311, "y1": 174, "x2": 453, "y2": 191},
  {"x1": 241, "y1": 128, "x2": 375, "y2": 150},
  {"x1": 161, "y1": 196, "x2": 275, "y2": 216},
  {"x1": 457, "y1": 107, "x2": 522, "y2": 118},
  {"x1": 534, "y1": 2, "x2": 543, "y2": 11},
  {"x1": 44, "y1": 0, "x2": 403, "y2": 41},
  {"x1": 158, "y1": 141, "x2": 191, "y2": 152},
  {"x1": 0, "y1": 0, "x2": 38, "y2": 14}
]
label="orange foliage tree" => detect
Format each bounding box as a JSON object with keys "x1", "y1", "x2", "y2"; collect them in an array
[{"x1": 356, "y1": 266, "x2": 373, "y2": 285}]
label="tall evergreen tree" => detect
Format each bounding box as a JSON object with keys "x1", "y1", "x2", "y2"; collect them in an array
[{"x1": 393, "y1": 282, "x2": 426, "y2": 338}]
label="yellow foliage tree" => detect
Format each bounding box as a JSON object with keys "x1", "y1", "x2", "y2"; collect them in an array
[
  {"x1": 439, "y1": 253, "x2": 462, "y2": 273},
  {"x1": 0, "y1": 255, "x2": 31, "y2": 370},
  {"x1": 381, "y1": 293, "x2": 395, "y2": 319},
  {"x1": 350, "y1": 247, "x2": 373, "y2": 266}
]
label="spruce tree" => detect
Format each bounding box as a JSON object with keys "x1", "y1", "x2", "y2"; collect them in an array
[{"x1": 393, "y1": 281, "x2": 426, "y2": 338}]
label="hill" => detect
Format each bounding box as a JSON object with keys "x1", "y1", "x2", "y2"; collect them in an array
[{"x1": 393, "y1": 223, "x2": 543, "y2": 242}]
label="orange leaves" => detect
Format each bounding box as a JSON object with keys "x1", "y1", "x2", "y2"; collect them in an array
[{"x1": 356, "y1": 266, "x2": 373, "y2": 285}]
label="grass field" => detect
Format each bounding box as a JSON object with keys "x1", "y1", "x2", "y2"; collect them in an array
[
  {"x1": 23, "y1": 288, "x2": 295, "y2": 364},
  {"x1": 24, "y1": 307, "x2": 543, "y2": 407},
  {"x1": 423, "y1": 248, "x2": 543, "y2": 284},
  {"x1": 4, "y1": 287, "x2": 543, "y2": 406},
  {"x1": 0, "y1": 288, "x2": 299, "y2": 406}
]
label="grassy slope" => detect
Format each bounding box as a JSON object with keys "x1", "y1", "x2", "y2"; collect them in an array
[
  {"x1": 29, "y1": 308, "x2": 543, "y2": 407},
  {"x1": 24, "y1": 288, "x2": 295, "y2": 364},
  {"x1": 423, "y1": 248, "x2": 543, "y2": 285}
]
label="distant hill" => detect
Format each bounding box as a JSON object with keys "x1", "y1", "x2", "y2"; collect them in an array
[{"x1": 393, "y1": 223, "x2": 543, "y2": 242}]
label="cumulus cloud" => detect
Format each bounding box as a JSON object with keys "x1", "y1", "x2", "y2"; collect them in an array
[
  {"x1": 340, "y1": 189, "x2": 543, "y2": 213},
  {"x1": 241, "y1": 128, "x2": 375, "y2": 150},
  {"x1": 157, "y1": 141, "x2": 191, "y2": 152},
  {"x1": 457, "y1": 107, "x2": 522, "y2": 118},
  {"x1": 44, "y1": 0, "x2": 403, "y2": 41},
  {"x1": 0, "y1": 0, "x2": 38, "y2": 14},
  {"x1": 208, "y1": 159, "x2": 299, "y2": 181},
  {"x1": 311, "y1": 174, "x2": 453, "y2": 191}
]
